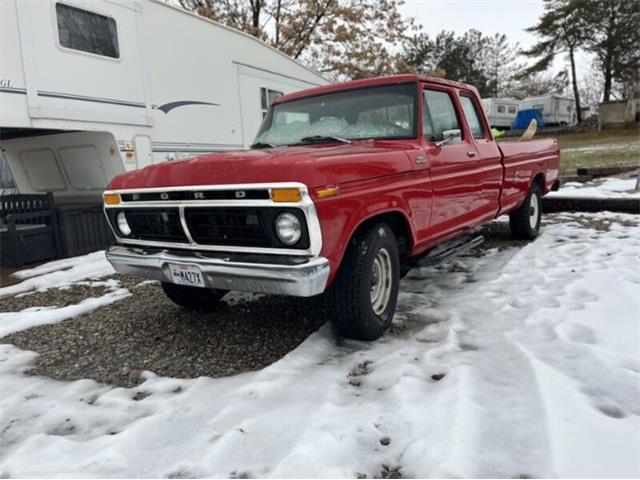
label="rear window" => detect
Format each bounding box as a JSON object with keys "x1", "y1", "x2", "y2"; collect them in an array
[{"x1": 56, "y1": 3, "x2": 119, "y2": 59}]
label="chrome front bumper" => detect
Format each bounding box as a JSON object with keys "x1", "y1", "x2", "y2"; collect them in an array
[{"x1": 106, "y1": 245, "x2": 330, "y2": 297}]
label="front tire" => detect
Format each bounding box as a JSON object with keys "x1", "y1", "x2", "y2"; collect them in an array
[
  {"x1": 509, "y1": 183, "x2": 542, "y2": 239},
  {"x1": 161, "y1": 282, "x2": 228, "y2": 310},
  {"x1": 328, "y1": 223, "x2": 400, "y2": 341}
]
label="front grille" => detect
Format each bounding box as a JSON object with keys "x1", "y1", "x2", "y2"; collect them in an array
[
  {"x1": 185, "y1": 207, "x2": 310, "y2": 249},
  {"x1": 186, "y1": 207, "x2": 267, "y2": 247},
  {"x1": 124, "y1": 209, "x2": 188, "y2": 242},
  {"x1": 108, "y1": 207, "x2": 310, "y2": 250}
]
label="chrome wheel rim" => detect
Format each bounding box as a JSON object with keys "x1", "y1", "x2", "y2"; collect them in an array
[
  {"x1": 370, "y1": 247, "x2": 393, "y2": 315},
  {"x1": 529, "y1": 193, "x2": 539, "y2": 230}
]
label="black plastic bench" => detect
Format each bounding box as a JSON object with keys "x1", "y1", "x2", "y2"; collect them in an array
[{"x1": 0, "y1": 192, "x2": 61, "y2": 267}]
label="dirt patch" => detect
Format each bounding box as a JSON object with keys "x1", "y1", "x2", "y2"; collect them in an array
[
  {"x1": 0, "y1": 275, "x2": 142, "y2": 312},
  {"x1": 3, "y1": 281, "x2": 329, "y2": 388}
]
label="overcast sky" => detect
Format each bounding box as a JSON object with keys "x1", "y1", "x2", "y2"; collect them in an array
[
  {"x1": 398, "y1": 0, "x2": 595, "y2": 76},
  {"x1": 399, "y1": 0, "x2": 545, "y2": 49}
]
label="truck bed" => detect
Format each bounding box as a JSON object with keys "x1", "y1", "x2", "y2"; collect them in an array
[{"x1": 497, "y1": 138, "x2": 560, "y2": 215}]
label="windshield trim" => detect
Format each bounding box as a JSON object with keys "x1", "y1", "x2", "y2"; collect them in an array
[{"x1": 254, "y1": 82, "x2": 420, "y2": 147}]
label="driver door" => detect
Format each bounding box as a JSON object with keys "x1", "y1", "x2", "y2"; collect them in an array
[{"x1": 422, "y1": 86, "x2": 482, "y2": 241}]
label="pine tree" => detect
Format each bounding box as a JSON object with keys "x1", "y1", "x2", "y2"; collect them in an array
[
  {"x1": 578, "y1": 0, "x2": 640, "y2": 101},
  {"x1": 522, "y1": 0, "x2": 584, "y2": 122}
]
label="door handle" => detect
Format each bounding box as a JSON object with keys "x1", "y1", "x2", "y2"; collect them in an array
[
  {"x1": 415, "y1": 155, "x2": 427, "y2": 164},
  {"x1": 466, "y1": 151, "x2": 477, "y2": 158}
]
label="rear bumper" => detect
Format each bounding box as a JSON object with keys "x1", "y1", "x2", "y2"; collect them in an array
[{"x1": 106, "y1": 245, "x2": 330, "y2": 297}]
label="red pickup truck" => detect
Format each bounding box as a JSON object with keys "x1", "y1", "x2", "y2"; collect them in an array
[{"x1": 104, "y1": 75, "x2": 559, "y2": 340}]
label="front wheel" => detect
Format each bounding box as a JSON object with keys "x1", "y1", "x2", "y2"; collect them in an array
[
  {"x1": 328, "y1": 223, "x2": 400, "y2": 341},
  {"x1": 509, "y1": 183, "x2": 542, "y2": 239},
  {"x1": 161, "y1": 282, "x2": 228, "y2": 310}
]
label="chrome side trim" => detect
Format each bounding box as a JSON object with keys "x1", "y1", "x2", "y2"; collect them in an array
[
  {"x1": 104, "y1": 182, "x2": 323, "y2": 257},
  {"x1": 106, "y1": 245, "x2": 330, "y2": 297}
]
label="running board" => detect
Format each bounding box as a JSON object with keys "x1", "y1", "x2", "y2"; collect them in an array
[{"x1": 417, "y1": 235, "x2": 484, "y2": 267}]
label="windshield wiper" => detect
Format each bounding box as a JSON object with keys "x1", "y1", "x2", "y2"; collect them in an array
[
  {"x1": 297, "y1": 135, "x2": 352, "y2": 145},
  {"x1": 250, "y1": 141, "x2": 275, "y2": 149}
]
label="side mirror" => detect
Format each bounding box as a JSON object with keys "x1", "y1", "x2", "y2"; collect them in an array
[{"x1": 435, "y1": 129, "x2": 462, "y2": 147}]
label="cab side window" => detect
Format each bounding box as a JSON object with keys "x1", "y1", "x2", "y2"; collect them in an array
[
  {"x1": 422, "y1": 89, "x2": 461, "y2": 141},
  {"x1": 460, "y1": 95, "x2": 485, "y2": 139}
]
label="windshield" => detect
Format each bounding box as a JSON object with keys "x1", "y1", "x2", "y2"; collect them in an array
[{"x1": 254, "y1": 83, "x2": 417, "y2": 147}]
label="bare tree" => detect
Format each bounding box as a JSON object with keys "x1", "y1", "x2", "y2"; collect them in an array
[{"x1": 177, "y1": 0, "x2": 414, "y2": 80}]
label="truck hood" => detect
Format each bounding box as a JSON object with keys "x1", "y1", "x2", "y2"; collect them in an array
[{"x1": 108, "y1": 142, "x2": 414, "y2": 191}]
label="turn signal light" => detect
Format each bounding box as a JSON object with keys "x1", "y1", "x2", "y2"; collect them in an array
[
  {"x1": 104, "y1": 193, "x2": 121, "y2": 205},
  {"x1": 271, "y1": 188, "x2": 301, "y2": 203},
  {"x1": 316, "y1": 186, "x2": 340, "y2": 198}
]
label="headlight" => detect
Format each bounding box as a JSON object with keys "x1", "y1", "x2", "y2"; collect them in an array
[
  {"x1": 275, "y1": 212, "x2": 301, "y2": 245},
  {"x1": 116, "y1": 211, "x2": 132, "y2": 236}
]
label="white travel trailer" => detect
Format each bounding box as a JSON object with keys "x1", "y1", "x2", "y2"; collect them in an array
[
  {"x1": 0, "y1": 0, "x2": 327, "y2": 202},
  {"x1": 481, "y1": 98, "x2": 520, "y2": 129},
  {"x1": 519, "y1": 95, "x2": 577, "y2": 127}
]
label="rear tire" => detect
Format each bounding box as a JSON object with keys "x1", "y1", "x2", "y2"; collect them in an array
[
  {"x1": 161, "y1": 282, "x2": 228, "y2": 310},
  {"x1": 509, "y1": 183, "x2": 542, "y2": 239},
  {"x1": 328, "y1": 223, "x2": 400, "y2": 341}
]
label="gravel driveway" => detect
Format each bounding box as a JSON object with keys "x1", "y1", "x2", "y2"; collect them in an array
[{"x1": 2, "y1": 221, "x2": 538, "y2": 388}]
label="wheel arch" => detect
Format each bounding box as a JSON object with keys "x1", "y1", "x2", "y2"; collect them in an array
[
  {"x1": 351, "y1": 210, "x2": 414, "y2": 260},
  {"x1": 327, "y1": 208, "x2": 414, "y2": 285},
  {"x1": 532, "y1": 171, "x2": 545, "y2": 192}
]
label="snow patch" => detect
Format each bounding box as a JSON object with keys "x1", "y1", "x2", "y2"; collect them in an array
[
  {"x1": 0, "y1": 251, "x2": 114, "y2": 298},
  {"x1": 0, "y1": 289, "x2": 130, "y2": 337},
  {"x1": 0, "y1": 214, "x2": 639, "y2": 477},
  {"x1": 549, "y1": 177, "x2": 639, "y2": 198}
]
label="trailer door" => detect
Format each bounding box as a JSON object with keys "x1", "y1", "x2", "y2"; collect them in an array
[
  {"x1": 16, "y1": 0, "x2": 152, "y2": 127},
  {"x1": 236, "y1": 64, "x2": 318, "y2": 147}
]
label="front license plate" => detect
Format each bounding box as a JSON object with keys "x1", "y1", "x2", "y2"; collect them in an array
[{"x1": 168, "y1": 263, "x2": 205, "y2": 288}]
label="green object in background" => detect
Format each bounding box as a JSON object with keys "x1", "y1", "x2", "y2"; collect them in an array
[{"x1": 492, "y1": 128, "x2": 505, "y2": 138}]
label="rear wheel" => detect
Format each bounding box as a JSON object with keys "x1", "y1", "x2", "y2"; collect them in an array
[
  {"x1": 161, "y1": 282, "x2": 228, "y2": 310},
  {"x1": 509, "y1": 183, "x2": 542, "y2": 239},
  {"x1": 328, "y1": 223, "x2": 400, "y2": 341}
]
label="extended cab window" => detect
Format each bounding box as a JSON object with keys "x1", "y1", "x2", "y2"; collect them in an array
[
  {"x1": 460, "y1": 95, "x2": 485, "y2": 139},
  {"x1": 422, "y1": 89, "x2": 460, "y2": 141},
  {"x1": 56, "y1": 3, "x2": 119, "y2": 59}
]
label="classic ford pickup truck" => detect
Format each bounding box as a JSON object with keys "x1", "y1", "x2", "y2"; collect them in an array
[{"x1": 104, "y1": 75, "x2": 560, "y2": 340}]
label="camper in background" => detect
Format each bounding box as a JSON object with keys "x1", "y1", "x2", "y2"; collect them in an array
[
  {"x1": 519, "y1": 95, "x2": 577, "y2": 127},
  {"x1": 0, "y1": 0, "x2": 327, "y2": 265},
  {"x1": 0, "y1": 0, "x2": 327, "y2": 206},
  {"x1": 481, "y1": 98, "x2": 520, "y2": 130}
]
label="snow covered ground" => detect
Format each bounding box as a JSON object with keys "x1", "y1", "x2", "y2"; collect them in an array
[
  {"x1": 1, "y1": 212, "x2": 639, "y2": 478},
  {"x1": 549, "y1": 177, "x2": 640, "y2": 199}
]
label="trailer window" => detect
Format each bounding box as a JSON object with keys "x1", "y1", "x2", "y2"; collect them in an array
[
  {"x1": 497, "y1": 105, "x2": 506, "y2": 113},
  {"x1": 56, "y1": 3, "x2": 119, "y2": 59},
  {"x1": 508, "y1": 106, "x2": 517, "y2": 114},
  {"x1": 460, "y1": 95, "x2": 485, "y2": 139},
  {"x1": 261, "y1": 87, "x2": 283, "y2": 119}
]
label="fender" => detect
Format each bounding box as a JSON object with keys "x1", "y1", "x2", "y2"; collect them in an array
[{"x1": 314, "y1": 181, "x2": 418, "y2": 284}]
